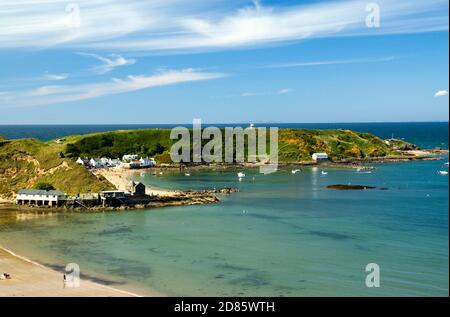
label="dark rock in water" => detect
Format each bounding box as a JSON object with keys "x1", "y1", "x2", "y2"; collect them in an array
[{"x1": 327, "y1": 184, "x2": 378, "y2": 190}]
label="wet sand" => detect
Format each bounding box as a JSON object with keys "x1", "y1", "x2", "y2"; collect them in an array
[{"x1": 0, "y1": 247, "x2": 144, "y2": 297}]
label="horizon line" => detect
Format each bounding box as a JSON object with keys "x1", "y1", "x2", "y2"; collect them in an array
[{"x1": 0, "y1": 121, "x2": 448, "y2": 126}]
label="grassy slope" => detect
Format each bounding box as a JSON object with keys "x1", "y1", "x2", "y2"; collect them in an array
[
  {"x1": 63, "y1": 128, "x2": 404, "y2": 163},
  {"x1": 0, "y1": 138, "x2": 114, "y2": 198},
  {"x1": 277, "y1": 129, "x2": 400, "y2": 161}
]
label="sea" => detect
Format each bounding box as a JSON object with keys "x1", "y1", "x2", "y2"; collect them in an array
[{"x1": 0, "y1": 122, "x2": 448, "y2": 296}]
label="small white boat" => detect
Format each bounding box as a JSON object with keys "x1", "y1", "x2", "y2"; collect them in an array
[
  {"x1": 438, "y1": 170, "x2": 449, "y2": 175},
  {"x1": 445, "y1": 162, "x2": 449, "y2": 166},
  {"x1": 237, "y1": 172, "x2": 246, "y2": 178},
  {"x1": 291, "y1": 169, "x2": 301, "y2": 174},
  {"x1": 321, "y1": 171, "x2": 328, "y2": 175},
  {"x1": 184, "y1": 173, "x2": 191, "y2": 176}
]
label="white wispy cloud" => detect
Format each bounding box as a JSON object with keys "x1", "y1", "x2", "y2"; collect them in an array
[
  {"x1": 434, "y1": 89, "x2": 449, "y2": 97},
  {"x1": 0, "y1": 69, "x2": 225, "y2": 107},
  {"x1": 0, "y1": 0, "x2": 447, "y2": 53},
  {"x1": 78, "y1": 52, "x2": 136, "y2": 73},
  {"x1": 263, "y1": 56, "x2": 397, "y2": 69},
  {"x1": 278, "y1": 88, "x2": 292, "y2": 94},
  {"x1": 240, "y1": 88, "x2": 293, "y2": 97},
  {"x1": 41, "y1": 72, "x2": 69, "y2": 81}
]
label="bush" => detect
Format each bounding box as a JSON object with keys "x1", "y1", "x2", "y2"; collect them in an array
[{"x1": 33, "y1": 182, "x2": 56, "y2": 191}]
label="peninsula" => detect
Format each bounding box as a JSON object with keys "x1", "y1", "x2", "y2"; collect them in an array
[{"x1": 0, "y1": 128, "x2": 444, "y2": 207}]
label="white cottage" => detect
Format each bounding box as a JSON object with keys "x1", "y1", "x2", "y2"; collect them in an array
[
  {"x1": 76, "y1": 157, "x2": 89, "y2": 166},
  {"x1": 122, "y1": 154, "x2": 138, "y2": 162},
  {"x1": 312, "y1": 153, "x2": 328, "y2": 161},
  {"x1": 16, "y1": 189, "x2": 66, "y2": 207},
  {"x1": 108, "y1": 158, "x2": 122, "y2": 167},
  {"x1": 89, "y1": 158, "x2": 103, "y2": 168},
  {"x1": 139, "y1": 157, "x2": 156, "y2": 167}
]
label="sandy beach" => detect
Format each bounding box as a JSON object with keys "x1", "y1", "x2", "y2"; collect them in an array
[
  {"x1": 0, "y1": 247, "x2": 143, "y2": 297},
  {"x1": 0, "y1": 198, "x2": 13, "y2": 205},
  {"x1": 95, "y1": 167, "x2": 177, "y2": 197}
]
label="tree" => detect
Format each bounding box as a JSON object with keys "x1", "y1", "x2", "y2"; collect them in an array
[
  {"x1": 154, "y1": 142, "x2": 165, "y2": 155},
  {"x1": 33, "y1": 182, "x2": 56, "y2": 191}
]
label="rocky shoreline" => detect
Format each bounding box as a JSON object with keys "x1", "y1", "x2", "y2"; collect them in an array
[
  {"x1": 134, "y1": 149, "x2": 448, "y2": 171},
  {"x1": 0, "y1": 187, "x2": 239, "y2": 212},
  {"x1": 88, "y1": 187, "x2": 240, "y2": 211}
]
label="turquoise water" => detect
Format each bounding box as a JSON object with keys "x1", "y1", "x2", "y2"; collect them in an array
[
  {"x1": 0, "y1": 122, "x2": 448, "y2": 296},
  {"x1": 0, "y1": 159, "x2": 448, "y2": 296}
]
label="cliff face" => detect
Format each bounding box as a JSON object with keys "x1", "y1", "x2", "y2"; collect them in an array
[{"x1": 0, "y1": 138, "x2": 114, "y2": 199}]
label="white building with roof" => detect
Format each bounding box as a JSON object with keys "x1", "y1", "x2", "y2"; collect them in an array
[
  {"x1": 139, "y1": 157, "x2": 156, "y2": 167},
  {"x1": 108, "y1": 158, "x2": 122, "y2": 167},
  {"x1": 89, "y1": 158, "x2": 103, "y2": 168},
  {"x1": 16, "y1": 189, "x2": 66, "y2": 206},
  {"x1": 76, "y1": 157, "x2": 89, "y2": 166},
  {"x1": 312, "y1": 153, "x2": 329, "y2": 161},
  {"x1": 122, "y1": 154, "x2": 138, "y2": 162}
]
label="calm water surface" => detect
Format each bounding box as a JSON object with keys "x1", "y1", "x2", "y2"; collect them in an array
[
  {"x1": 0, "y1": 123, "x2": 448, "y2": 296},
  {"x1": 0, "y1": 161, "x2": 448, "y2": 296}
]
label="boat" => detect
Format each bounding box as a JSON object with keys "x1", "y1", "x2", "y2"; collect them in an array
[
  {"x1": 237, "y1": 172, "x2": 246, "y2": 178},
  {"x1": 357, "y1": 169, "x2": 372, "y2": 174},
  {"x1": 438, "y1": 170, "x2": 448, "y2": 175},
  {"x1": 291, "y1": 169, "x2": 301, "y2": 174},
  {"x1": 185, "y1": 173, "x2": 191, "y2": 176},
  {"x1": 445, "y1": 162, "x2": 449, "y2": 166},
  {"x1": 321, "y1": 171, "x2": 328, "y2": 175}
]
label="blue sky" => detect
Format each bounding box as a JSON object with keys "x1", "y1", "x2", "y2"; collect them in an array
[{"x1": 0, "y1": 0, "x2": 448, "y2": 124}]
